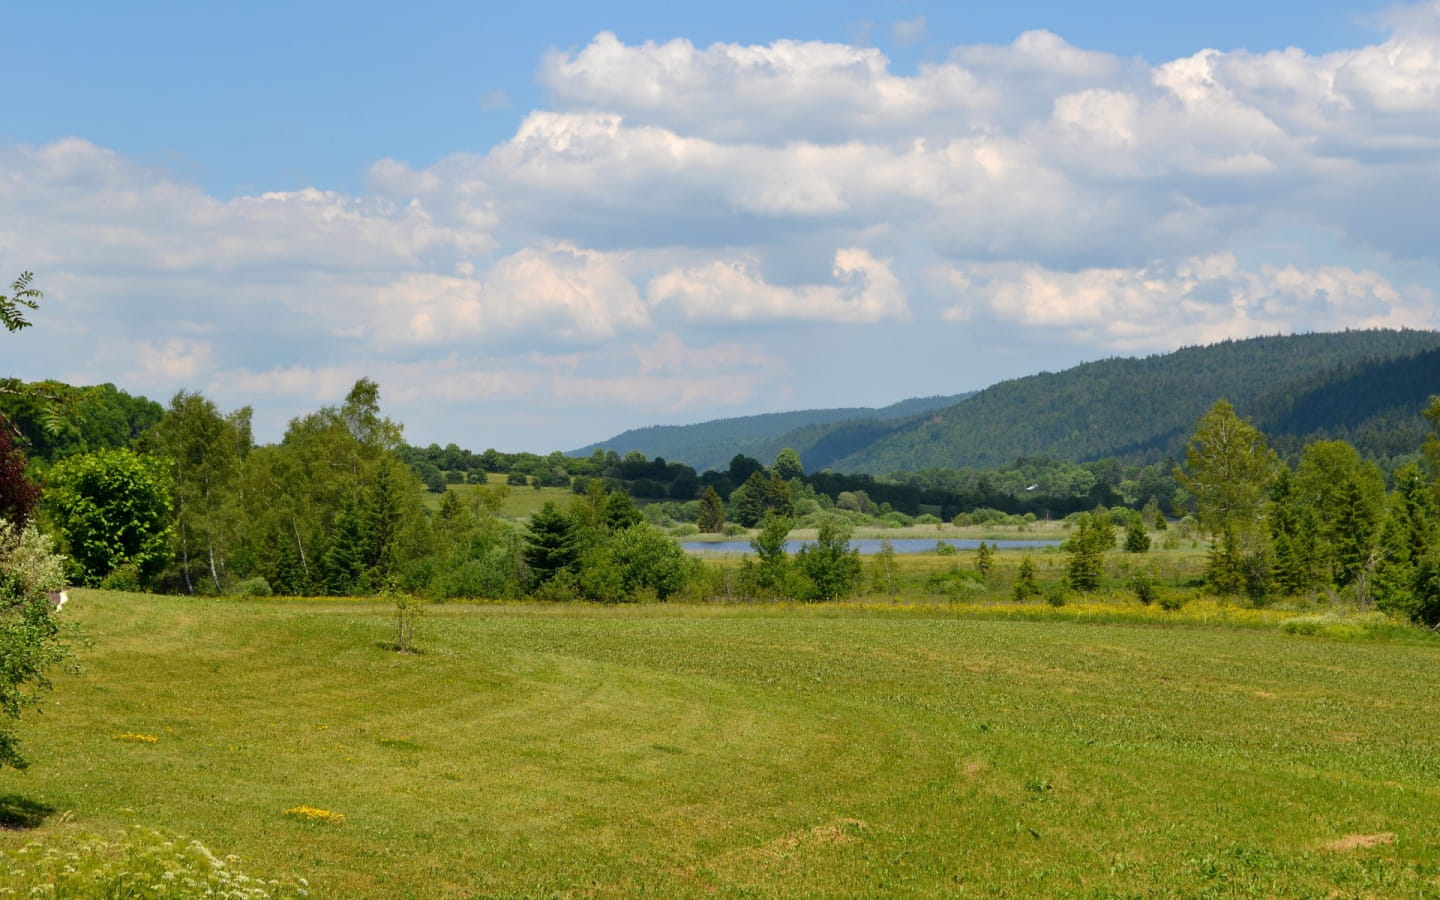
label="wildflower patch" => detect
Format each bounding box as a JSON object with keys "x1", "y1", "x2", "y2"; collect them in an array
[
  {"x1": 112, "y1": 732, "x2": 160, "y2": 743},
  {"x1": 283, "y1": 806, "x2": 346, "y2": 825}
]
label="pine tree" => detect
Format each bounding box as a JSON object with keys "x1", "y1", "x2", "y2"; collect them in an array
[
  {"x1": 1064, "y1": 514, "x2": 1104, "y2": 592},
  {"x1": 1206, "y1": 526, "x2": 1245, "y2": 596},
  {"x1": 1123, "y1": 518, "x2": 1151, "y2": 553},
  {"x1": 1373, "y1": 463, "x2": 1439, "y2": 621},
  {"x1": 1012, "y1": 556, "x2": 1041, "y2": 602},
  {"x1": 322, "y1": 497, "x2": 367, "y2": 595},
  {"x1": 523, "y1": 502, "x2": 579, "y2": 588},
  {"x1": 697, "y1": 486, "x2": 726, "y2": 533},
  {"x1": 975, "y1": 541, "x2": 994, "y2": 577}
]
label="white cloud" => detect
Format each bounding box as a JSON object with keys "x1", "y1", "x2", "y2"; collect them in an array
[
  {"x1": 938, "y1": 254, "x2": 1438, "y2": 350},
  {"x1": 648, "y1": 249, "x2": 909, "y2": 323},
  {"x1": 365, "y1": 243, "x2": 650, "y2": 347},
  {"x1": 4, "y1": 5, "x2": 1438, "y2": 450},
  {"x1": 217, "y1": 334, "x2": 787, "y2": 420},
  {"x1": 122, "y1": 338, "x2": 215, "y2": 386}
]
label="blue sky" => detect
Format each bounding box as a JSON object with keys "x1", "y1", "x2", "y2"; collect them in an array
[{"x1": 4, "y1": 1, "x2": 1437, "y2": 453}]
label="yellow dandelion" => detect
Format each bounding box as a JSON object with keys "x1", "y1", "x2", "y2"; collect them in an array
[
  {"x1": 283, "y1": 806, "x2": 345, "y2": 825},
  {"x1": 112, "y1": 733, "x2": 159, "y2": 743}
]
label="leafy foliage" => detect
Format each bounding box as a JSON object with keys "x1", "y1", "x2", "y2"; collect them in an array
[
  {"x1": 0, "y1": 271, "x2": 41, "y2": 333},
  {"x1": 46, "y1": 448, "x2": 174, "y2": 586},
  {"x1": 0, "y1": 520, "x2": 70, "y2": 770},
  {"x1": 0, "y1": 428, "x2": 40, "y2": 525},
  {"x1": 794, "y1": 520, "x2": 862, "y2": 603}
]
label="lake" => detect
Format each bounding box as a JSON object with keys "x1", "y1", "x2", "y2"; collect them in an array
[{"x1": 681, "y1": 538, "x2": 1061, "y2": 555}]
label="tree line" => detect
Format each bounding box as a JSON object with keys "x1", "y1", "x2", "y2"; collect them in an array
[{"x1": 1171, "y1": 398, "x2": 1440, "y2": 625}]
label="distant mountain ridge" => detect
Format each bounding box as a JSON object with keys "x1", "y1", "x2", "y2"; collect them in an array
[
  {"x1": 574, "y1": 330, "x2": 1440, "y2": 473},
  {"x1": 570, "y1": 393, "x2": 973, "y2": 473}
]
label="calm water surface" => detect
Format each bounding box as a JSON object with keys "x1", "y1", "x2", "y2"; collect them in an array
[{"x1": 681, "y1": 538, "x2": 1060, "y2": 555}]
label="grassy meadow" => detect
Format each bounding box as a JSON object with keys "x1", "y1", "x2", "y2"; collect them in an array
[
  {"x1": 3, "y1": 579, "x2": 1440, "y2": 897},
  {"x1": 417, "y1": 474, "x2": 575, "y2": 519}
]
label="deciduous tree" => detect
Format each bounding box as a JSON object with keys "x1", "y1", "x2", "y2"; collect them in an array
[
  {"x1": 0, "y1": 520, "x2": 71, "y2": 769},
  {"x1": 795, "y1": 520, "x2": 862, "y2": 602},
  {"x1": 46, "y1": 448, "x2": 173, "y2": 586}
]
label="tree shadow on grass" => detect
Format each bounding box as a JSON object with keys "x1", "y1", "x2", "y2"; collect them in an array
[{"x1": 0, "y1": 794, "x2": 56, "y2": 830}]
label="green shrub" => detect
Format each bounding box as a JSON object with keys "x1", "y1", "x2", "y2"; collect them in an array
[
  {"x1": 235, "y1": 577, "x2": 273, "y2": 598},
  {"x1": 1159, "y1": 591, "x2": 1187, "y2": 611},
  {"x1": 0, "y1": 826, "x2": 310, "y2": 898},
  {"x1": 722, "y1": 523, "x2": 748, "y2": 536},
  {"x1": 99, "y1": 562, "x2": 142, "y2": 592},
  {"x1": 1130, "y1": 572, "x2": 1158, "y2": 605},
  {"x1": 1045, "y1": 584, "x2": 1069, "y2": 607},
  {"x1": 669, "y1": 523, "x2": 700, "y2": 537}
]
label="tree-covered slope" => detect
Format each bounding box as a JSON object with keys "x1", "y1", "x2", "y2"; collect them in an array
[
  {"x1": 834, "y1": 330, "x2": 1440, "y2": 472},
  {"x1": 570, "y1": 393, "x2": 971, "y2": 472}
]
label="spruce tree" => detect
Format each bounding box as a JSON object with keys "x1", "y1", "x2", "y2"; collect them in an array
[
  {"x1": 523, "y1": 501, "x2": 579, "y2": 588},
  {"x1": 1064, "y1": 514, "x2": 1104, "y2": 592},
  {"x1": 697, "y1": 486, "x2": 726, "y2": 533},
  {"x1": 1373, "y1": 463, "x2": 1439, "y2": 621},
  {"x1": 1123, "y1": 518, "x2": 1151, "y2": 553},
  {"x1": 975, "y1": 540, "x2": 994, "y2": 577},
  {"x1": 1012, "y1": 555, "x2": 1041, "y2": 602}
]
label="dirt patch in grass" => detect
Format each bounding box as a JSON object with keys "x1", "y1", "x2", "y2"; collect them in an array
[{"x1": 1323, "y1": 832, "x2": 1395, "y2": 851}]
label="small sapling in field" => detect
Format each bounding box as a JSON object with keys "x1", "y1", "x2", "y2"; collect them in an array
[{"x1": 384, "y1": 582, "x2": 425, "y2": 653}]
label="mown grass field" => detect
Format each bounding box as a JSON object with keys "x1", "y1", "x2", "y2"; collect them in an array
[
  {"x1": 3, "y1": 590, "x2": 1439, "y2": 898},
  {"x1": 417, "y1": 474, "x2": 575, "y2": 519}
]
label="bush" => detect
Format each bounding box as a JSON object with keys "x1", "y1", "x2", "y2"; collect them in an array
[
  {"x1": 914, "y1": 514, "x2": 942, "y2": 526},
  {"x1": 531, "y1": 572, "x2": 581, "y2": 603},
  {"x1": 1045, "y1": 584, "x2": 1069, "y2": 607},
  {"x1": 934, "y1": 541, "x2": 959, "y2": 556},
  {"x1": 669, "y1": 523, "x2": 700, "y2": 537},
  {"x1": 926, "y1": 570, "x2": 984, "y2": 599},
  {"x1": 1130, "y1": 572, "x2": 1158, "y2": 605},
  {"x1": 99, "y1": 562, "x2": 142, "y2": 592},
  {"x1": 722, "y1": 523, "x2": 748, "y2": 536},
  {"x1": 0, "y1": 826, "x2": 310, "y2": 898},
  {"x1": 1159, "y1": 591, "x2": 1187, "y2": 611},
  {"x1": 235, "y1": 577, "x2": 273, "y2": 598}
]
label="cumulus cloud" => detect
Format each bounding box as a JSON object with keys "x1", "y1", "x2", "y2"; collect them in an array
[
  {"x1": 366, "y1": 244, "x2": 650, "y2": 347},
  {"x1": 938, "y1": 254, "x2": 1438, "y2": 350},
  {"x1": 0, "y1": 139, "x2": 494, "y2": 274},
  {"x1": 217, "y1": 333, "x2": 787, "y2": 419},
  {"x1": 648, "y1": 249, "x2": 909, "y2": 323},
  {"x1": 122, "y1": 338, "x2": 216, "y2": 386},
  {"x1": 4, "y1": 4, "x2": 1438, "y2": 448}
]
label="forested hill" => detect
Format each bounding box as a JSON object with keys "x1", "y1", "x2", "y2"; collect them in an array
[
  {"x1": 833, "y1": 329, "x2": 1440, "y2": 472},
  {"x1": 571, "y1": 329, "x2": 1440, "y2": 473},
  {"x1": 570, "y1": 393, "x2": 972, "y2": 473}
]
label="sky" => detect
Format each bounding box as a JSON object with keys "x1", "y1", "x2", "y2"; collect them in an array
[{"x1": 3, "y1": 0, "x2": 1437, "y2": 453}]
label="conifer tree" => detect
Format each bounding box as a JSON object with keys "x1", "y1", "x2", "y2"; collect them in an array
[
  {"x1": 697, "y1": 486, "x2": 725, "y2": 533},
  {"x1": 1012, "y1": 555, "x2": 1041, "y2": 602},
  {"x1": 1123, "y1": 518, "x2": 1151, "y2": 553},
  {"x1": 975, "y1": 540, "x2": 994, "y2": 577},
  {"x1": 523, "y1": 501, "x2": 579, "y2": 588},
  {"x1": 1064, "y1": 514, "x2": 1104, "y2": 592},
  {"x1": 1373, "y1": 463, "x2": 1439, "y2": 621}
]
